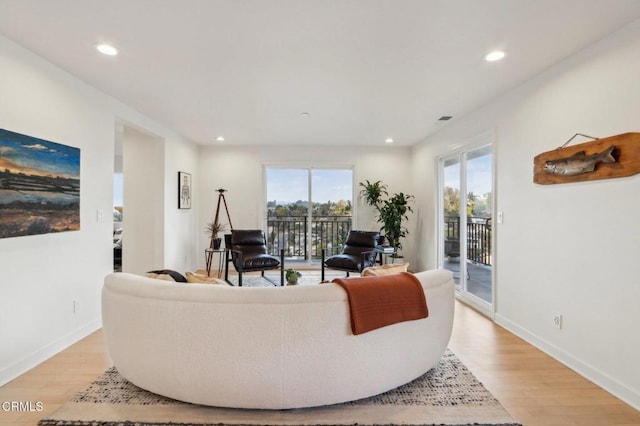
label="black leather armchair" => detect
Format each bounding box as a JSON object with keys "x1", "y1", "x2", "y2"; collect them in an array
[
  {"x1": 224, "y1": 230, "x2": 284, "y2": 286},
  {"x1": 321, "y1": 230, "x2": 380, "y2": 281}
]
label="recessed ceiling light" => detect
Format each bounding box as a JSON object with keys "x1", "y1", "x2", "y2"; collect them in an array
[
  {"x1": 215, "y1": 136, "x2": 225, "y2": 142},
  {"x1": 96, "y1": 43, "x2": 118, "y2": 56},
  {"x1": 485, "y1": 50, "x2": 505, "y2": 62},
  {"x1": 385, "y1": 138, "x2": 394, "y2": 144},
  {"x1": 301, "y1": 112, "x2": 310, "y2": 117}
]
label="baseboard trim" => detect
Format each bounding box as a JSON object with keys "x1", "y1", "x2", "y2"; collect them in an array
[
  {"x1": 0, "y1": 319, "x2": 102, "y2": 387},
  {"x1": 495, "y1": 313, "x2": 640, "y2": 411}
]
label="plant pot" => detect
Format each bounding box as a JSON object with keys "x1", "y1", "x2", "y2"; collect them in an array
[{"x1": 212, "y1": 237, "x2": 222, "y2": 250}]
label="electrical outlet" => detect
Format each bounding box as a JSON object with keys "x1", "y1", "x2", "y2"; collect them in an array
[
  {"x1": 73, "y1": 300, "x2": 80, "y2": 314},
  {"x1": 553, "y1": 314, "x2": 562, "y2": 329},
  {"x1": 497, "y1": 211, "x2": 504, "y2": 224}
]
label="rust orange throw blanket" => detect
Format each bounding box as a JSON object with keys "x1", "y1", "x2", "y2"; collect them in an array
[{"x1": 332, "y1": 272, "x2": 428, "y2": 335}]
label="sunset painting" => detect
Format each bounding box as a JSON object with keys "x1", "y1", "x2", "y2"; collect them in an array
[{"x1": 0, "y1": 129, "x2": 80, "y2": 238}]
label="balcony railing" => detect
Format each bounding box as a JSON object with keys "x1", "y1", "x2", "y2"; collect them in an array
[
  {"x1": 266, "y1": 215, "x2": 352, "y2": 260},
  {"x1": 444, "y1": 216, "x2": 492, "y2": 266}
]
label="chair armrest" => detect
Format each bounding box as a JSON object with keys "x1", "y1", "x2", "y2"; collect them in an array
[
  {"x1": 360, "y1": 249, "x2": 377, "y2": 270},
  {"x1": 228, "y1": 248, "x2": 243, "y2": 272}
]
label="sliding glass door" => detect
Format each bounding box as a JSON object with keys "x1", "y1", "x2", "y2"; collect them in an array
[
  {"x1": 440, "y1": 144, "x2": 494, "y2": 310},
  {"x1": 265, "y1": 167, "x2": 353, "y2": 263}
]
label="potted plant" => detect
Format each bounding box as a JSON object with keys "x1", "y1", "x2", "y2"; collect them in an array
[
  {"x1": 358, "y1": 180, "x2": 414, "y2": 256},
  {"x1": 358, "y1": 180, "x2": 388, "y2": 210},
  {"x1": 206, "y1": 221, "x2": 227, "y2": 250},
  {"x1": 285, "y1": 268, "x2": 302, "y2": 285},
  {"x1": 378, "y1": 192, "x2": 414, "y2": 256},
  {"x1": 359, "y1": 180, "x2": 388, "y2": 246}
]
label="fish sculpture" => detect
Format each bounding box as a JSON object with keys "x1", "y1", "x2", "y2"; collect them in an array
[{"x1": 544, "y1": 145, "x2": 616, "y2": 176}]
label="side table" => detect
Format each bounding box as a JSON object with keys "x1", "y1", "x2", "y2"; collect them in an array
[
  {"x1": 374, "y1": 246, "x2": 395, "y2": 265},
  {"x1": 205, "y1": 248, "x2": 225, "y2": 278}
]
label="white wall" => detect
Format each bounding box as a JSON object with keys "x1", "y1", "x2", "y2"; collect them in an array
[
  {"x1": 122, "y1": 126, "x2": 164, "y2": 274},
  {"x1": 163, "y1": 132, "x2": 199, "y2": 273},
  {"x1": 412, "y1": 19, "x2": 640, "y2": 409},
  {"x1": 196, "y1": 145, "x2": 415, "y2": 269},
  {"x1": 0, "y1": 35, "x2": 199, "y2": 385}
]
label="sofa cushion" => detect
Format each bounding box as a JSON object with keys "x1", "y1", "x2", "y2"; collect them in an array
[
  {"x1": 325, "y1": 254, "x2": 361, "y2": 271},
  {"x1": 240, "y1": 254, "x2": 280, "y2": 270},
  {"x1": 231, "y1": 230, "x2": 267, "y2": 246},
  {"x1": 344, "y1": 230, "x2": 380, "y2": 248}
]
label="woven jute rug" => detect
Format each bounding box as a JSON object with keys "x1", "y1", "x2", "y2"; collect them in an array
[{"x1": 39, "y1": 350, "x2": 520, "y2": 426}]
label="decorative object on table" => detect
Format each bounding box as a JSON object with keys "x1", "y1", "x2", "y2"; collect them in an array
[
  {"x1": 358, "y1": 180, "x2": 414, "y2": 256},
  {"x1": 0, "y1": 128, "x2": 80, "y2": 239},
  {"x1": 205, "y1": 221, "x2": 227, "y2": 249},
  {"x1": 533, "y1": 132, "x2": 640, "y2": 184},
  {"x1": 178, "y1": 171, "x2": 191, "y2": 209},
  {"x1": 285, "y1": 268, "x2": 302, "y2": 285}
]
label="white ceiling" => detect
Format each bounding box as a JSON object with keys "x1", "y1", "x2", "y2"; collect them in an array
[{"x1": 1, "y1": 1, "x2": 640, "y2": 147}]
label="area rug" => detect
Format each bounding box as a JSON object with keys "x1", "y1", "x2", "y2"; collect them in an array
[{"x1": 39, "y1": 350, "x2": 520, "y2": 426}]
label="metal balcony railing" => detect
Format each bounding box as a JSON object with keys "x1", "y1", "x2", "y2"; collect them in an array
[
  {"x1": 444, "y1": 216, "x2": 492, "y2": 266},
  {"x1": 266, "y1": 215, "x2": 352, "y2": 260}
]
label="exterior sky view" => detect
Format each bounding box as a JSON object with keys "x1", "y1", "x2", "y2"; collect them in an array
[
  {"x1": 266, "y1": 168, "x2": 353, "y2": 205},
  {"x1": 443, "y1": 151, "x2": 492, "y2": 197}
]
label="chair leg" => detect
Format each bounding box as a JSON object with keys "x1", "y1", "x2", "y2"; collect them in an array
[
  {"x1": 280, "y1": 249, "x2": 285, "y2": 286},
  {"x1": 237, "y1": 252, "x2": 243, "y2": 287},
  {"x1": 224, "y1": 249, "x2": 230, "y2": 282},
  {"x1": 321, "y1": 249, "x2": 325, "y2": 282}
]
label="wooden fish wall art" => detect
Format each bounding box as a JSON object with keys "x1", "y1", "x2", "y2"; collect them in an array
[{"x1": 533, "y1": 132, "x2": 640, "y2": 185}]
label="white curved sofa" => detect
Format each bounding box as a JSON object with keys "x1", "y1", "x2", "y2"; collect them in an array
[{"x1": 102, "y1": 269, "x2": 455, "y2": 409}]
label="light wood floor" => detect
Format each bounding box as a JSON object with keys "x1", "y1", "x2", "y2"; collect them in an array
[{"x1": 1, "y1": 301, "x2": 639, "y2": 426}]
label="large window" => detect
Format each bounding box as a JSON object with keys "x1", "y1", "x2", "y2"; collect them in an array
[{"x1": 265, "y1": 167, "x2": 353, "y2": 262}]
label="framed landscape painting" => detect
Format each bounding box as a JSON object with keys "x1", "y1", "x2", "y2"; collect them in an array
[{"x1": 0, "y1": 129, "x2": 80, "y2": 239}]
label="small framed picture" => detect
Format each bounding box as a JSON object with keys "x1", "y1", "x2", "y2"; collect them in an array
[{"x1": 178, "y1": 172, "x2": 192, "y2": 209}]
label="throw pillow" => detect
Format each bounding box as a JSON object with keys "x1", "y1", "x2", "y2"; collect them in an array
[
  {"x1": 186, "y1": 272, "x2": 226, "y2": 285},
  {"x1": 145, "y1": 269, "x2": 188, "y2": 282},
  {"x1": 361, "y1": 262, "x2": 410, "y2": 276}
]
